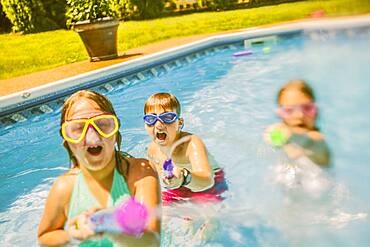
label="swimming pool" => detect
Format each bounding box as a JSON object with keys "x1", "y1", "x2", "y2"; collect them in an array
[{"x1": 1, "y1": 17, "x2": 370, "y2": 246}]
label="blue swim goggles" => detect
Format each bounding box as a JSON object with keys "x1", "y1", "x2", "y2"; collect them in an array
[{"x1": 143, "y1": 112, "x2": 178, "y2": 126}]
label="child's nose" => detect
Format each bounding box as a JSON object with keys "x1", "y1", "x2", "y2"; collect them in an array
[
  {"x1": 154, "y1": 119, "x2": 165, "y2": 128},
  {"x1": 292, "y1": 109, "x2": 304, "y2": 118},
  {"x1": 85, "y1": 124, "x2": 101, "y2": 144}
]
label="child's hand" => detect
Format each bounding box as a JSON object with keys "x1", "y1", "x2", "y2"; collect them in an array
[
  {"x1": 284, "y1": 131, "x2": 329, "y2": 165},
  {"x1": 283, "y1": 142, "x2": 308, "y2": 160},
  {"x1": 68, "y1": 207, "x2": 100, "y2": 241},
  {"x1": 162, "y1": 166, "x2": 184, "y2": 190},
  {"x1": 290, "y1": 126, "x2": 310, "y2": 135},
  {"x1": 264, "y1": 124, "x2": 291, "y2": 147}
]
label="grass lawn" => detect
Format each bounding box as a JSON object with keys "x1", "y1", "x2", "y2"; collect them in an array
[{"x1": 0, "y1": 0, "x2": 369, "y2": 80}]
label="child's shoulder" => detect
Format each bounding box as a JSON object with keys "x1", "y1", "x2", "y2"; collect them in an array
[
  {"x1": 58, "y1": 169, "x2": 77, "y2": 186},
  {"x1": 176, "y1": 132, "x2": 204, "y2": 146},
  {"x1": 178, "y1": 131, "x2": 198, "y2": 140},
  {"x1": 306, "y1": 130, "x2": 326, "y2": 141},
  {"x1": 181, "y1": 133, "x2": 207, "y2": 151},
  {"x1": 49, "y1": 170, "x2": 77, "y2": 201},
  {"x1": 188, "y1": 134, "x2": 204, "y2": 143},
  {"x1": 147, "y1": 142, "x2": 160, "y2": 155},
  {"x1": 129, "y1": 157, "x2": 156, "y2": 174}
]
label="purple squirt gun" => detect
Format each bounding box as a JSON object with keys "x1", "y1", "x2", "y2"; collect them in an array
[
  {"x1": 89, "y1": 197, "x2": 149, "y2": 237},
  {"x1": 163, "y1": 158, "x2": 174, "y2": 179},
  {"x1": 162, "y1": 135, "x2": 193, "y2": 179}
]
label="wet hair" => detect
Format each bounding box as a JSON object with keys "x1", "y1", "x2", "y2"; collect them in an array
[
  {"x1": 144, "y1": 92, "x2": 181, "y2": 115},
  {"x1": 60, "y1": 90, "x2": 127, "y2": 174},
  {"x1": 277, "y1": 79, "x2": 316, "y2": 105}
]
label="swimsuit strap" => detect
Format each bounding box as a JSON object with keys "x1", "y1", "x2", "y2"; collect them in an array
[{"x1": 67, "y1": 160, "x2": 131, "y2": 222}]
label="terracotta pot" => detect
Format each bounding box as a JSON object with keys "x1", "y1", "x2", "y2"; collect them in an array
[{"x1": 73, "y1": 17, "x2": 119, "y2": 62}]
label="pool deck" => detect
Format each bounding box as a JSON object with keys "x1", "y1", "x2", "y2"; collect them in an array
[
  {"x1": 1, "y1": 14, "x2": 369, "y2": 98},
  {"x1": 0, "y1": 32, "x2": 234, "y2": 97}
]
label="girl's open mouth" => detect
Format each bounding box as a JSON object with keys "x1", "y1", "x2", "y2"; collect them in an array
[{"x1": 87, "y1": 146, "x2": 103, "y2": 156}]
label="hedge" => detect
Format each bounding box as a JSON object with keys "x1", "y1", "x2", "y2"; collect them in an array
[{"x1": 1, "y1": 0, "x2": 62, "y2": 33}]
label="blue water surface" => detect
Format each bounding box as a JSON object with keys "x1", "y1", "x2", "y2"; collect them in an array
[{"x1": 0, "y1": 26, "x2": 370, "y2": 246}]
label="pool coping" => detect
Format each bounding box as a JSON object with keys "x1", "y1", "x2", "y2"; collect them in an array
[{"x1": 1, "y1": 15, "x2": 370, "y2": 117}]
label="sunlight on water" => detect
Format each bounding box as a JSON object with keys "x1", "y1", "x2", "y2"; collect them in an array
[
  {"x1": 0, "y1": 25, "x2": 370, "y2": 246},
  {"x1": 0, "y1": 181, "x2": 52, "y2": 246}
]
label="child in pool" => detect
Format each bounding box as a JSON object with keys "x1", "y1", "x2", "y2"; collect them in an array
[
  {"x1": 143, "y1": 92, "x2": 228, "y2": 204},
  {"x1": 264, "y1": 79, "x2": 331, "y2": 166},
  {"x1": 38, "y1": 90, "x2": 161, "y2": 246}
]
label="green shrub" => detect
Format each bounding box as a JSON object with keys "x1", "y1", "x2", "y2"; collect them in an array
[
  {"x1": 66, "y1": 0, "x2": 116, "y2": 26},
  {"x1": 164, "y1": 0, "x2": 177, "y2": 11},
  {"x1": 249, "y1": 0, "x2": 301, "y2": 7},
  {"x1": 112, "y1": 0, "x2": 134, "y2": 20},
  {"x1": 130, "y1": 0, "x2": 165, "y2": 19},
  {"x1": 208, "y1": 0, "x2": 238, "y2": 10},
  {"x1": 0, "y1": 1, "x2": 12, "y2": 32},
  {"x1": 1, "y1": 0, "x2": 58, "y2": 33},
  {"x1": 42, "y1": 0, "x2": 67, "y2": 29},
  {"x1": 109, "y1": 0, "x2": 166, "y2": 20}
]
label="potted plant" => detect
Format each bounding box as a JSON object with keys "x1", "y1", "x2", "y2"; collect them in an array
[{"x1": 66, "y1": 0, "x2": 119, "y2": 61}]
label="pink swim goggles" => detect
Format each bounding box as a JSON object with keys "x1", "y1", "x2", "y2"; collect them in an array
[{"x1": 278, "y1": 102, "x2": 317, "y2": 118}]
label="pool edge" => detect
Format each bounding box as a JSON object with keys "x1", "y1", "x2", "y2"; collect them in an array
[{"x1": 1, "y1": 15, "x2": 370, "y2": 117}]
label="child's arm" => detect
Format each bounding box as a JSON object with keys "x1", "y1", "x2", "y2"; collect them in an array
[
  {"x1": 146, "y1": 143, "x2": 161, "y2": 173},
  {"x1": 265, "y1": 124, "x2": 330, "y2": 166},
  {"x1": 124, "y1": 158, "x2": 161, "y2": 246},
  {"x1": 284, "y1": 131, "x2": 330, "y2": 166},
  {"x1": 38, "y1": 175, "x2": 94, "y2": 246},
  {"x1": 183, "y1": 135, "x2": 215, "y2": 192},
  {"x1": 131, "y1": 158, "x2": 161, "y2": 234},
  {"x1": 155, "y1": 135, "x2": 214, "y2": 192}
]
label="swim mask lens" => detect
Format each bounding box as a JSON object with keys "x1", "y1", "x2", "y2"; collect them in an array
[
  {"x1": 62, "y1": 114, "x2": 119, "y2": 143},
  {"x1": 143, "y1": 112, "x2": 178, "y2": 126},
  {"x1": 279, "y1": 102, "x2": 317, "y2": 118}
]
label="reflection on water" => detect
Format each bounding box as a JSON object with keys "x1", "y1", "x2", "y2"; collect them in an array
[
  {"x1": 272, "y1": 156, "x2": 332, "y2": 198},
  {"x1": 0, "y1": 25, "x2": 370, "y2": 246}
]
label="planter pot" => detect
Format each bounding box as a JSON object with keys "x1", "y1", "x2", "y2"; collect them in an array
[{"x1": 73, "y1": 17, "x2": 119, "y2": 62}]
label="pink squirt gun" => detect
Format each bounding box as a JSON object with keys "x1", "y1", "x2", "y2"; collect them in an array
[{"x1": 89, "y1": 197, "x2": 149, "y2": 237}]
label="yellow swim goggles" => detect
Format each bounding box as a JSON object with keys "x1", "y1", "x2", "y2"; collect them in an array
[{"x1": 61, "y1": 113, "x2": 119, "y2": 144}]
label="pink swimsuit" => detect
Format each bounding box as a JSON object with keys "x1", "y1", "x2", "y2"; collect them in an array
[{"x1": 162, "y1": 168, "x2": 228, "y2": 205}]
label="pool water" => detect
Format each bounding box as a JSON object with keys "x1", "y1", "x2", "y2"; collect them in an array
[{"x1": 1, "y1": 26, "x2": 370, "y2": 246}]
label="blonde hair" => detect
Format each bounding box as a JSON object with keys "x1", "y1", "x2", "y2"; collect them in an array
[
  {"x1": 144, "y1": 92, "x2": 181, "y2": 115},
  {"x1": 60, "y1": 90, "x2": 125, "y2": 171},
  {"x1": 277, "y1": 79, "x2": 319, "y2": 130},
  {"x1": 277, "y1": 79, "x2": 316, "y2": 105}
]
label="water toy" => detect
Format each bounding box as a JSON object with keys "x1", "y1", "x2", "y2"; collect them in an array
[
  {"x1": 90, "y1": 197, "x2": 149, "y2": 237},
  {"x1": 263, "y1": 47, "x2": 271, "y2": 54},
  {"x1": 270, "y1": 129, "x2": 288, "y2": 147},
  {"x1": 163, "y1": 159, "x2": 174, "y2": 179},
  {"x1": 162, "y1": 135, "x2": 192, "y2": 179},
  {"x1": 311, "y1": 10, "x2": 325, "y2": 18},
  {"x1": 233, "y1": 50, "x2": 253, "y2": 57}
]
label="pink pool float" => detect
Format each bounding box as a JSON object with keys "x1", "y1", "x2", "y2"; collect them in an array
[{"x1": 233, "y1": 50, "x2": 253, "y2": 57}]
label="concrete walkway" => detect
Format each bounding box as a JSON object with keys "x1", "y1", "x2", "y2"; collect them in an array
[
  {"x1": 1, "y1": 14, "x2": 368, "y2": 97},
  {"x1": 0, "y1": 31, "x2": 239, "y2": 97}
]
